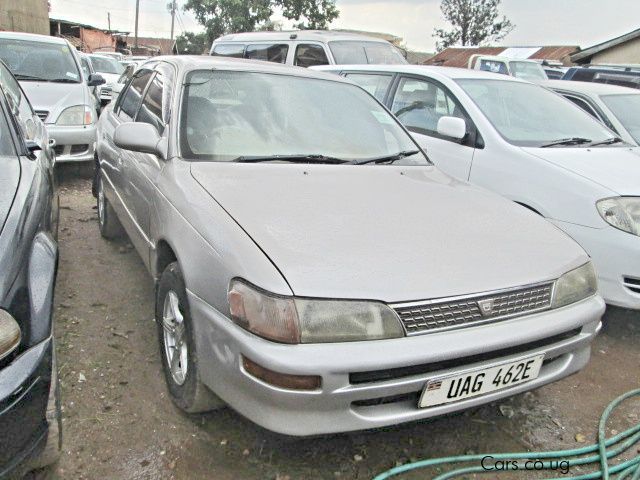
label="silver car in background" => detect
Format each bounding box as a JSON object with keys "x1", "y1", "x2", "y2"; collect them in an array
[
  {"x1": 95, "y1": 56, "x2": 604, "y2": 436},
  {"x1": 0, "y1": 32, "x2": 104, "y2": 162},
  {"x1": 88, "y1": 54, "x2": 125, "y2": 105}
]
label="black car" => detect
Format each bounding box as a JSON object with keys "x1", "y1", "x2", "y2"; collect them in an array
[
  {"x1": 0, "y1": 61, "x2": 61, "y2": 478},
  {"x1": 563, "y1": 65, "x2": 640, "y2": 89}
]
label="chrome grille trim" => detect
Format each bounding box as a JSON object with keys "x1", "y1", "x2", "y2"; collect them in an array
[
  {"x1": 392, "y1": 282, "x2": 555, "y2": 335},
  {"x1": 35, "y1": 110, "x2": 49, "y2": 122}
]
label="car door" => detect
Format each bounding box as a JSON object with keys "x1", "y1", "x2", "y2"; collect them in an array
[
  {"x1": 124, "y1": 63, "x2": 173, "y2": 267},
  {"x1": 99, "y1": 68, "x2": 154, "y2": 241},
  {"x1": 388, "y1": 75, "x2": 478, "y2": 180}
]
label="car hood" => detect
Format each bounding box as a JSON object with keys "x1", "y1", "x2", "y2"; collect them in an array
[
  {"x1": 19, "y1": 81, "x2": 87, "y2": 123},
  {"x1": 0, "y1": 156, "x2": 20, "y2": 236},
  {"x1": 191, "y1": 163, "x2": 588, "y2": 302},
  {"x1": 522, "y1": 146, "x2": 640, "y2": 195},
  {"x1": 97, "y1": 72, "x2": 121, "y2": 85}
]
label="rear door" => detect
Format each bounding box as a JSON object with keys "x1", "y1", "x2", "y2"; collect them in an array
[
  {"x1": 387, "y1": 75, "x2": 477, "y2": 180},
  {"x1": 99, "y1": 68, "x2": 153, "y2": 235}
]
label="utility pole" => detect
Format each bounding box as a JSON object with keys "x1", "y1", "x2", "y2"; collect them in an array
[
  {"x1": 107, "y1": 12, "x2": 111, "y2": 31},
  {"x1": 134, "y1": 0, "x2": 140, "y2": 49},
  {"x1": 170, "y1": 0, "x2": 176, "y2": 43}
]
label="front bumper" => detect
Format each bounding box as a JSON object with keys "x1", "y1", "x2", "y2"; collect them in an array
[
  {"x1": 552, "y1": 219, "x2": 640, "y2": 310},
  {"x1": 189, "y1": 292, "x2": 604, "y2": 436},
  {"x1": 45, "y1": 123, "x2": 97, "y2": 163},
  {"x1": 0, "y1": 338, "x2": 52, "y2": 478}
]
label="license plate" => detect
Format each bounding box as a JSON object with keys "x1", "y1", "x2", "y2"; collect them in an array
[{"x1": 419, "y1": 354, "x2": 544, "y2": 408}]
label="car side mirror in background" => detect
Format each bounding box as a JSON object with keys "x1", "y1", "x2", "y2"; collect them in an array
[
  {"x1": 114, "y1": 122, "x2": 167, "y2": 160},
  {"x1": 24, "y1": 139, "x2": 41, "y2": 155},
  {"x1": 437, "y1": 116, "x2": 467, "y2": 141},
  {"x1": 88, "y1": 74, "x2": 106, "y2": 87}
]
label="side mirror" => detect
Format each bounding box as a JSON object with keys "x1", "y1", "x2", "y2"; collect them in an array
[
  {"x1": 88, "y1": 74, "x2": 106, "y2": 87},
  {"x1": 25, "y1": 139, "x2": 41, "y2": 154},
  {"x1": 114, "y1": 122, "x2": 167, "y2": 159},
  {"x1": 437, "y1": 116, "x2": 467, "y2": 141}
]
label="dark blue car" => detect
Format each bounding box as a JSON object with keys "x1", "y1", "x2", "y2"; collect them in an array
[{"x1": 0, "y1": 60, "x2": 60, "y2": 478}]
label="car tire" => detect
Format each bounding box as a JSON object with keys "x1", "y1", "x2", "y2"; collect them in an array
[
  {"x1": 156, "y1": 262, "x2": 224, "y2": 413},
  {"x1": 26, "y1": 344, "x2": 62, "y2": 477},
  {"x1": 97, "y1": 173, "x2": 124, "y2": 240}
]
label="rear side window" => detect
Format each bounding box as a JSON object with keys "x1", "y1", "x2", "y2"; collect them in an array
[
  {"x1": 329, "y1": 41, "x2": 406, "y2": 65},
  {"x1": 136, "y1": 73, "x2": 164, "y2": 134},
  {"x1": 117, "y1": 70, "x2": 153, "y2": 121},
  {"x1": 245, "y1": 44, "x2": 289, "y2": 64},
  {"x1": 294, "y1": 44, "x2": 329, "y2": 68},
  {"x1": 344, "y1": 73, "x2": 392, "y2": 102},
  {"x1": 479, "y1": 59, "x2": 508, "y2": 75},
  {"x1": 212, "y1": 44, "x2": 245, "y2": 58}
]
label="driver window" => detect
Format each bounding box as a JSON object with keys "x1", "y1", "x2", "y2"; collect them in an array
[{"x1": 391, "y1": 77, "x2": 465, "y2": 137}]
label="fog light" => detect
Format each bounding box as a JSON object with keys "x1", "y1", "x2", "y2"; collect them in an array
[
  {"x1": 0, "y1": 310, "x2": 21, "y2": 360},
  {"x1": 242, "y1": 356, "x2": 321, "y2": 390}
]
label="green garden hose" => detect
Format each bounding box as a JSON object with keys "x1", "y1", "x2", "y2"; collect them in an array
[{"x1": 373, "y1": 388, "x2": 640, "y2": 480}]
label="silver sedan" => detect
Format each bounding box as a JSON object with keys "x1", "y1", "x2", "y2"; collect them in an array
[{"x1": 95, "y1": 56, "x2": 604, "y2": 436}]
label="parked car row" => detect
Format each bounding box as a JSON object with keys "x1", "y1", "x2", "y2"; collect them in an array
[{"x1": 0, "y1": 27, "x2": 638, "y2": 475}]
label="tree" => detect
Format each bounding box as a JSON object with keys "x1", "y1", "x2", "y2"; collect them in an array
[
  {"x1": 175, "y1": 31, "x2": 209, "y2": 54},
  {"x1": 183, "y1": 0, "x2": 339, "y2": 42},
  {"x1": 433, "y1": 0, "x2": 514, "y2": 51}
]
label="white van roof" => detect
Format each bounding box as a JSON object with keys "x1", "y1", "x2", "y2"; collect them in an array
[{"x1": 213, "y1": 30, "x2": 394, "y2": 44}]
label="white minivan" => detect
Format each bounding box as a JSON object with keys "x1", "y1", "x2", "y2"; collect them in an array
[
  {"x1": 210, "y1": 31, "x2": 407, "y2": 68},
  {"x1": 315, "y1": 64, "x2": 640, "y2": 310}
]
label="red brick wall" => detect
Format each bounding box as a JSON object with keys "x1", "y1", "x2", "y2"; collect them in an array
[{"x1": 81, "y1": 28, "x2": 116, "y2": 53}]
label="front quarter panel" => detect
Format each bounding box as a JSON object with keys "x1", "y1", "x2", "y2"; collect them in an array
[{"x1": 150, "y1": 160, "x2": 293, "y2": 314}]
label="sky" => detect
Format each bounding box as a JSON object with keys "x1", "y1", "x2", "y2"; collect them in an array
[{"x1": 49, "y1": 0, "x2": 640, "y2": 53}]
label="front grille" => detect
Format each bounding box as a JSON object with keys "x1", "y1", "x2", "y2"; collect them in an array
[
  {"x1": 393, "y1": 283, "x2": 554, "y2": 335},
  {"x1": 349, "y1": 327, "x2": 581, "y2": 385},
  {"x1": 53, "y1": 145, "x2": 65, "y2": 156},
  {"x1": 623, "y1": 277, "x2": 640, "y2": 294},
  {"x1": 35, "y1": 110, "x2": 49, "y2": 122}
]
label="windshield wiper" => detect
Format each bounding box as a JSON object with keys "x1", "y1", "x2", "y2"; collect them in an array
[
  {"x1": 234, "y1": 154, "x2": 349, "y2": 164},
  {"x1": 540, "y1": 137, "x2": 592, "y2": 148},
  {"x1": 349, "y1": 150, "x2": 421, "y2": 165},
  {"x1": 49, "y1": 78, "x2": 80, "y2": 83},
  {"x1": 13, "y1": 74, "x2": 47, "y2": 81},
  {"x1": 589, "y1": 137, "x2": 624, "y2": 147}
]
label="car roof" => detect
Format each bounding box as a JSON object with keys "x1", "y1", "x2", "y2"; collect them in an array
[
  {"x1": 142, "y1": 55, "x2": 355, "y2": 83},
  {"x1": 542, "y1": 79, "x2": 640, "y2": 95},
  {"x1": 0, "y1": 31, "x2": 69, "y2": 45},
  {"x1": 312, "y1": 64, "x2": 528, "y2": 82},
  {"x1": 213, "y1": 30, "x2": 393, "y2": 44}
]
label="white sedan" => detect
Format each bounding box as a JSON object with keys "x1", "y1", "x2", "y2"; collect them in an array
[
  {"x1": 314, "y1": 65, "x2": 640, "y2": 310},
  {"x1": 543, "y1": 80, "x2": 640, "y2": 146}
]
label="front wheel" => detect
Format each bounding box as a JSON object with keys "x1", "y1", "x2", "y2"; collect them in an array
[{"x1": 156, "y1": 262, "x2": 224, "y2": 413}]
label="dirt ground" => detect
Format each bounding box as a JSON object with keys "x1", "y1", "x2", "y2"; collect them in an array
[{"x1": 49, "y1": 168, "x2": 639, "y2": 480}]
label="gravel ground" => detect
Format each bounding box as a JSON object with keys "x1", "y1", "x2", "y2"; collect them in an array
[{"x1": 47, "y1": 169, "x2": 639, "y2": 480}]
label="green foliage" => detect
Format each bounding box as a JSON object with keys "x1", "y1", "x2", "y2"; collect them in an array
[
  {"x1": 433, "y1": 0, "x2": 514, "y2": 51},
  {"x1": 175, "y1": 31, "x2": 209, "y2": 54},
  {"x1": 183, "y1": 0, "x2": 339, "y2": 42}
]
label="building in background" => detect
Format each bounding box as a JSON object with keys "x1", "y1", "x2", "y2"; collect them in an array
[
  {"x1": 426, "y1": 45, "x2": 579, "y2": 67},
  {"x1": 1, "y1": 0, "x2": 49, "y2": 35},
  {"x1": 571, "y1": 28, "x2": 640, "y2": 65}
]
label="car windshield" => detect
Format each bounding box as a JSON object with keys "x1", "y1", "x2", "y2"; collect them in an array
[
  {"x1": 0, "y1": 38, "x2": 81, "y2": 83},
  {"x1": 509, "y1": 61, "x2": 547, "y2": 81},
  {"x1": 181, "y1": 70, "x2": 426, "y2": 164},
  {"x1": 329, "y1": 41, "x2": 407, "y2": 65},
  {"x1": 89, "y1": 55, "x2": 125, "y2": 75},
  {"x1": 456, "y1": 79, "x2": 614, "y2": 147},
  {"x1": 600, "y1": 94, "x2": 640, "y2": 144}
]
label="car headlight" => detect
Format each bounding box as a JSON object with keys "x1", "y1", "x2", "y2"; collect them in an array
[
  {"x1": 596, "y1": 197, "x2": 640, "y2": 236},
  {"x1": 56, "y1": 105, "x2": 95, "y2": 126},
  {"x1": 227, "y1": 280, "x2": 404, "y2": 344},
  {"x1": 552, "y1": 262, "x2": 598, "y2": 309},
  {"x1": 0, "y1": 310, "x2": 21, "y2": 360}
]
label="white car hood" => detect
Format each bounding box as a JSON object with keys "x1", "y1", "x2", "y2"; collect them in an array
[
  {"x1": 20, "y1": 81, "x2": 87, "y2": 124},
  {"x1": 522, "y1": 146, "x2": 640, "y2": 195},
  {"x1": 97, "y1": 72, "x2": 121, "y2": 85},
  {"x1": 191, "y1": 163, "x2": 588, "y2": 302}
]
